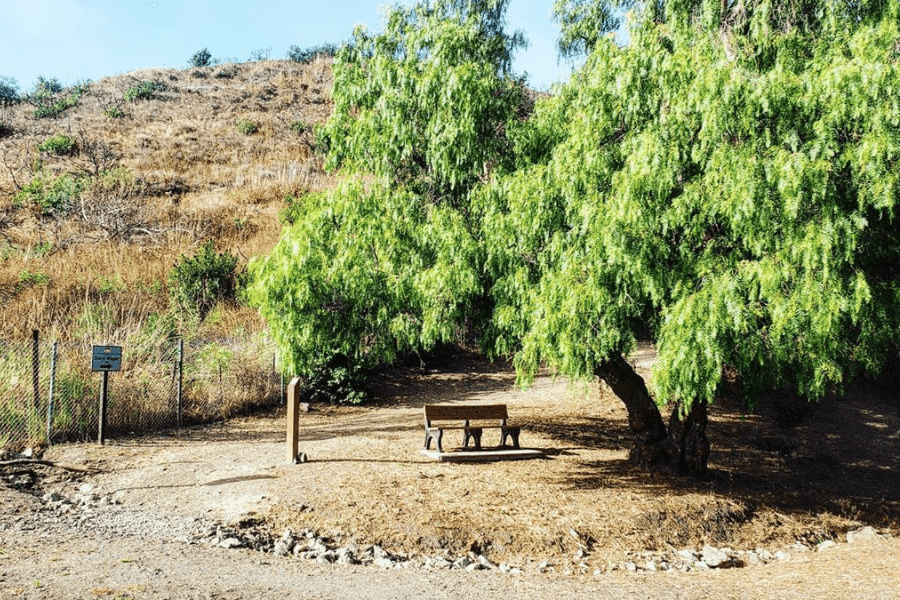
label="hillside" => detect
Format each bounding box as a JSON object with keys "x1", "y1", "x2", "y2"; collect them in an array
[{"x1": 0, "y1": 58, "x2": 336, "y2": 341}]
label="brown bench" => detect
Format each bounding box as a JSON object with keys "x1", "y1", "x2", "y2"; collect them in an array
[{"x1": 423, "y1": 404, "x2": 521, "y2": 453}]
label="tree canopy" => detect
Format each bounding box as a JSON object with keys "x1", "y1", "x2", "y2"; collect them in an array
[
  {"x1": 478, "y1": 0, "x2": 900, "y2": 473},
  {"x1": 251, "y1": 0, "x2": 900, "y2": 474},
  {"x1": 248, "y1": 0, "x2": 526, "y2": 384}
]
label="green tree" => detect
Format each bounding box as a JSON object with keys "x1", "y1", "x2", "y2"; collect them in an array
[
  {"x1": 480, "y1": 0, "x2": 900, "y2": 476},
  {"x1": 551, "y1": 0, "x2": 631, "y2": 61},
  {"x1": 249, "y1": 0, "x2": 527, "y2": 388}
]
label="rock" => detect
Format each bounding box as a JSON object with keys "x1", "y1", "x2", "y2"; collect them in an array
[
  {"x1": 701, "y1": 545, "x2": 729, "y2": 568},
  {"x1": 573, "y1": 549, "x2": 585, "y2": 560},
  {"x1": 678, "y1": 549, "x2": 698, "y2": 562},
  {"x1": 645, "y1": 561, "x2": 657, "y2": 572},
  {"x1": 537, "y1": 561, "x2": 551, "y2": 573},
  {"x1": 624, "y1": 562, "x2": 637, "y2": 572},
  {"x1": 465, "y1": 562, "x2": 484, "y2": 572},
  {"x1": 219, "y1": 537, "x2": 243, "y2": 549},
  {"x1": 431, "y1": 556, "x2": 451, "y2": 569},
  {"x1": 816, "y1": 540, "x2": 837, "y2": 552},
  {"x1": 78, "y1": 483, "x2": 94, "y2": 494},
  {"x1": 846, "y1": 527, "x2": 879, "y2": 544},
  {"x1": 509, "y1": 567, "x2": 523, "y2": 575},
  {"x1": 42, "y1": 492, "x2": 62, "y2": 503},
  {"x1": 21, "y1": 448, "x2": 34, "y2": 459},
  {"x1": 452, "y1": 557, "x2": 471, "y2": 569},
  {"x1": 273, "y1": 540, "x2": 292, "y2": 556},
  {"x1": 373, "y1": 557, "x2": 395, "y2": 569},
  {"x1": 336, "y1": 549, "x2": 356, "y2": 565},
  {"x1": 477, "y1": 555, "x2": 497, "y2": 569},
  {"x1": 774, "y1": 550, "x2": 791, "y2": 561}
]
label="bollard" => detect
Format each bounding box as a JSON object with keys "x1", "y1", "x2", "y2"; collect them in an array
[{"x1": 286, "y1": 377, "x2": 303, "y2": 464}]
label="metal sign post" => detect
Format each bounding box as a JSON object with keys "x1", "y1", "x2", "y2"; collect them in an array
[{"x1": 92, "y1": 346, "x2": 122, "y2": 445}]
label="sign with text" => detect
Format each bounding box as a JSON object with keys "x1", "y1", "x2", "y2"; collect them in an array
[{"x1": 91, "y1": 346, "x2": 123, "y2": 372}]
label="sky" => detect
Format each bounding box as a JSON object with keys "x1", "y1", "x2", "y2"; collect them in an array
[{"x1": 0, "y1": 0, "x2": 587, "y2": 93}]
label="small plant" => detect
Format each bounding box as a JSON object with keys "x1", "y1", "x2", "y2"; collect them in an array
[
  {"x1": 248, "y1": 47, "x2": 271, "y2": 61},
  {"x1": 0, "y1": 75, "x2": 19, "y2": 104},
  {"x1": 286, "y1": 42, "x2": 338, "y2": 64},
  {"x1": 36, "y1": 134, "x2": 76, "y2": 156},
  {"x1": 236, "y1": 119, "x2": 258, "y2": 135},
  {"x1": 18, "y1": 270, "x2": 51, "y2": 287},
  {"x1": 103, "y1": 106, "x2": 125, "y2": 119},
  {"x1": 97, "y1": 274, "x2": 126, "y2": 294},
  {"x1": 124, "y1": 80, "x2": 166, "y2": 102},
  {"x1": 289, "y1": 120, "x2": 306, "y2": 135},
  {"x1": 14, "y1": 173, "x2": 83, "y2": 215},
  {"x1": 189, "y1": 47, "x2": 213, "y2": 67},
  {"x1": 168, "y1": 240, "x2": 238, "y2": 319}
]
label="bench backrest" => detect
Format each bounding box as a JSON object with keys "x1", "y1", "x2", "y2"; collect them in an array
[{"x1": 424, "y1": 404, "x2": 509, "y2": 423}]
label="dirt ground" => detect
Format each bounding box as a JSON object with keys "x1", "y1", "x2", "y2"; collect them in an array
[{"x1": 2, "y1": 349, "x2": 899, "y2": 598}]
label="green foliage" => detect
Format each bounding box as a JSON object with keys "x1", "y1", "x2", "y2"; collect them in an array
[
  {"x1": 251, "y1": 0, "x2": 526, "y2": 380},
  {"x1": 24, "y1": 77, "x2": 88, "y2": 119},
  {"x1": 36, "y1": 134, "x2": 76, "y2": 156},
  {"x1": 103, "y1": 106, "x2": 125, "y2": 119},
  {"x1": 97, "y1": 274, "x2": 126, "y2": 294},
  {"x1": 124, "y1": 80, "x2": 166, "y2": 102},
  {"x1": 13, "y1": 172, "x2": 83, "y2": 215},
  {"x1": 0, "y1": 75, "x2": 19, "y2": 104},
  {"x1": 286, "y1": 42, "x2": 338, "y2": 64},
  {"x1": 189, "y1": 47, "x2": 214, "y2": 67},
  {"x1": 480, "y1": 0, "x2": 900, "y2": 410},
  {"x1": 169, "y1": 241, "x2": 238, "y2": 319},
  {"x1": 235, "y1": 119, "x2": 258, "y2": 135},
  {"x1": 277, "y1": 191, "x2": 316, "y2": 225},
  {"x1": 551, "y1": 0, "x2": 629, "y2": 61},
  {"x1": 17, "y1": 270, "x2": 50, "y2": 287},
  {"x1": 289, "y1": 120, "x2": 306, "y2": 135}
]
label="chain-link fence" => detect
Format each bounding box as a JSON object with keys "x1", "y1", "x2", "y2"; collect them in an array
[{"x1": 0, "y1": 332, "x2": 284, "y2": 450}]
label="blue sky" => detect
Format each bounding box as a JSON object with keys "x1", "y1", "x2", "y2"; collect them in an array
[{"x1": 0, "y1": 0, "x2": 585, "y2": 93}]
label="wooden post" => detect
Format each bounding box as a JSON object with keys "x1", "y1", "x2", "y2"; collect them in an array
[{"x1": 286, "y1": 377, "x2": 302, "y2": 464}]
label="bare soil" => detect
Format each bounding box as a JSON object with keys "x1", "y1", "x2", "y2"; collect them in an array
[{"x1": 2, "y1": 349, "x2": 899, "y2": 598}]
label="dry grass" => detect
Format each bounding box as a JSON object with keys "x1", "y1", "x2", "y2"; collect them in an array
[{"x1": 0, "y1": 58, "x2": 335, "y2": 341}]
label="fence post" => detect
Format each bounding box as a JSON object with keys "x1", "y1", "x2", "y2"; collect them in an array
[
  {"x1": 47, "y1": 341, "x2": 58, "y2": 445},
  {"x1": 177, "y1": 339, "x2": 184, "y2": 428},
  {"x1": 31, "y1": 330, "x2": 40, "y2": 415}
]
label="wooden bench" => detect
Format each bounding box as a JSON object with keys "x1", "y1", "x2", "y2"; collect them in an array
[{"x1": 423, "y1": 404, "x2": 521, "y2": 453}]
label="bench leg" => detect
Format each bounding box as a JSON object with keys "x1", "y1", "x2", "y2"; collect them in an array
[
  {"x1": 463, "y1": 427, "x2": 483, "y2": 450},
  {"x1": 425, "y1": 429, "x2": 444, "y2": 453},
  {"x1": 501, "y1": 427, "x2": 521, "y2": 449}
]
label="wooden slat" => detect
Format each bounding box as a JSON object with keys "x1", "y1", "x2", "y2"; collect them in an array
[{"x1": 424, "y1": 404, "x2": 509, "y2": 421}]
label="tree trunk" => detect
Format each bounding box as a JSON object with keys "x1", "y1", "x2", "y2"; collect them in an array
[{"x1": 596, "y1": 355, "x2": 710, "y2": 478}]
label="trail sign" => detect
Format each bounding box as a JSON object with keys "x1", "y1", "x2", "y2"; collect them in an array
[{"x1": 91, "y1": 346, "x2": 122, "y2": 372}]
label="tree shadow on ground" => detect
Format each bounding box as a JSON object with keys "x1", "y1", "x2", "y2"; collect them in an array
[{"x1": 554, "y1": 378, "x2": 900, "y2": 534}]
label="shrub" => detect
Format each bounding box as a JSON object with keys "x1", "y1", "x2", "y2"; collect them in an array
[
  {"x1": 25, "y1": 77, "x2": 87, "y2": 119},
  {"x1": 13, "y1": 173, "x2": 83, "y2": 215},
  {"x1": 249, "y1": 48, "x2": 271, "y2": 61},
  {"x1": 286, "y1": 42, "x2": 338, "y2": 64},
  {"x1": 0, "y1": 75, "x2": 19, "y2": 104},
  {"x1": 303, "y1": 354, "x2": 367, "y2": 405},
  {"x1": 124, "y1": 80, "x2": 166, "y2": 102},
  {"x1": 189, "y1": 48, "x2": 213, "y2": 67},
  {"x1": 168, "y1": 240, "x2": 238, "y2": 319},
  {"x1": 236, "y1": 119, "x2": 257, "y2": 135},
  {"x1": 103, "y1": 106, "x2": 124, "y2": 119},
  {"x1": 289, "y1": 120, "x2": 306, "y2": 135},
  {"x1": 36, "y1": 134, "x2": 76, "y2": 156}
]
